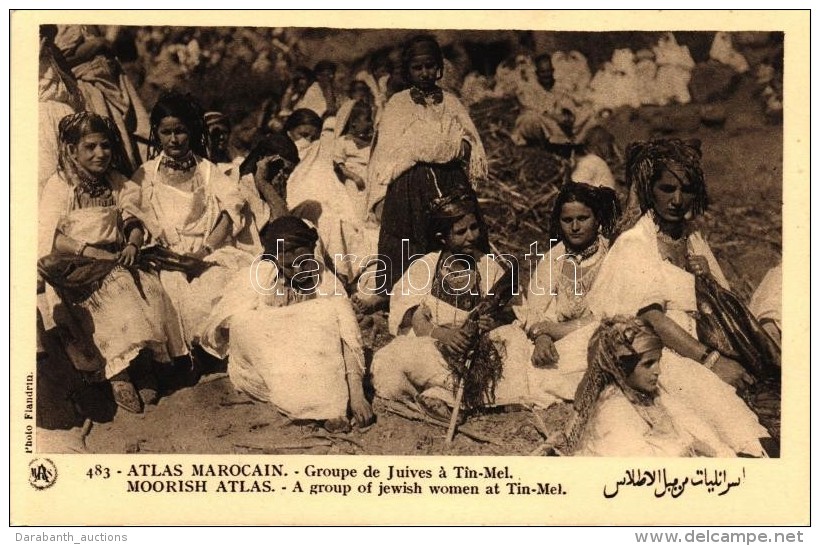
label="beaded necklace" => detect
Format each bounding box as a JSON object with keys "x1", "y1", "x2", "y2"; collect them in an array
[
  {"x1": 409, "y1": 86, "x2": 444, "y2": 106},
  {"x1": 160, "y1": 152, "x2": 197, "y2": 172}
]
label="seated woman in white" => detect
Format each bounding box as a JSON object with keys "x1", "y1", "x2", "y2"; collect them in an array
[
  {"x1": 567, "y1": 317, "x2": 736, "y2": 457},
  {"x1": 134, "y1": 92, "x2": 253, "y2": 349},
  {"x1": 201, "y1": 216, "x2": 374, "y2": 433},
  {"x1": 515, "y1": 182, "x2": 620, "y2": 405},
  {"x1": 371, "y1": 193, "x2": 539, "y2": 421},
  {"x1": 585, "y1": 138, "x2": 770, "y2": 456}
]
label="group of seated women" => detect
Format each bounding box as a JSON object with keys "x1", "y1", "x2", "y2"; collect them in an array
[{"x1": 37, "y1": 34, "x2": 779, "y2": 456}]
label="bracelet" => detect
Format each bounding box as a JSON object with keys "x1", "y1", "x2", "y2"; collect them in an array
[
  {"x1": 125, "y1": 241, "x2": 139, "y2": 252},
  {"x1": 530, "y1": 332, "x2": 550, "y2": 343},
  {"x1": 76, "y1": 242, "x2": 88, "y2": 256},
  {"x1": 702, "y1": 350, "x2": 721, "y2": 370}
]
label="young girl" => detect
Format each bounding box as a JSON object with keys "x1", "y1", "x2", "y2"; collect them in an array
[
  {"x1": 133, "y1": 91, "x2": 252, "y2": 350},
  {"x1": 284, "y1": 108, "x2": 322, "y2": 161},
  {"x1": 567, "y1": 317, "x2": 736, "y2": 457},
  {"x1": 333, "y1": 99, "x2": 375, "y2": 221},
  {"x1": 38, "y1": 112, "x2": 186, "y2": 413},
  {"x1": 361, "y1": 34, "x2": 488, "y2": 310}
]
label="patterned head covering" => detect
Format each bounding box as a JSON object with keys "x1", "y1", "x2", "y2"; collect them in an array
[
  {"x1": 428, "y1": 192, "x2": 482, "y2": 248},
  {"x1": 260, "y1": 216, "x2": 319, "y2": 254},
  {"x1": 204, "y1": 111, "x2": 230, "y2": 131},
  {"x1": 566, "y1": 316, "x2": 664, "y2": 453},
  {"x1": 58, "y1": 112, "x2": 132, "y2": 187},
  {"x1": 239, "y1": 132, "x2": 300, "y2": 177},
  {"x1": 625, "y1": 138, "x2": 708, "y2": 217},
  {"x1": 429, "y1": 192, "x2": 477, "y2": 222},
  {"x1": 401, "y1": 34, "x2": 444, "y2": 82}
]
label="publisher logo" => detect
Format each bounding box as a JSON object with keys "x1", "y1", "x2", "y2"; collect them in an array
[{"x1": 29, "y1": 458, "x2": 57, "y2": 490}]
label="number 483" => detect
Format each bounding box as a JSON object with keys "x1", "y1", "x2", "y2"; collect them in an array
[{"x1": 87, "y1": 465, "x2": 110, "y2": 479}]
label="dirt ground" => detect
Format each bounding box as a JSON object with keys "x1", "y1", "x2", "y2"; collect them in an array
[{"x1": 36, "y1": 74, "x2": 782, "y2": 457}]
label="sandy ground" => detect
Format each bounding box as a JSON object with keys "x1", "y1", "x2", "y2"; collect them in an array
[{"x1": 36, "y1": 75, "x2": 782, "y2": 457}]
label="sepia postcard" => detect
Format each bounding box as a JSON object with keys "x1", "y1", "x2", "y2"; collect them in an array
[{"x1": 10, "y1": 9, "x2": 810, "y2": 526}]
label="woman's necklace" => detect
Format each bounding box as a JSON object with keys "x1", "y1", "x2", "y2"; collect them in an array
[
  {"x1": 565, "y1": 238, "x2": 600, "y2": 264},
  {"x1": 410, "y1": 85, "x2": 444, "y2": 106},
  {"x1": 651, "y1": 212, "x2": 691, "y2": 267},
  {"x1": 160, "y1": 152, "x2": 197, "y2": 172},
  {"x1": 75, "y1": 168, "x2": 110, "y2": 198},
  {"x1": 656, "y1": 228, "x2": 689, "y2": 267}
]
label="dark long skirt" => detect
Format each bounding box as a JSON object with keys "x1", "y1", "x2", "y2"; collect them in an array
[{"x1": 375, "y1": 161, "x2": 489, "y2": 294}]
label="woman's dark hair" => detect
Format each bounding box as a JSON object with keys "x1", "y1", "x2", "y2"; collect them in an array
[
  {"x1": 401, "y1": 34, "x2": 444, "y2": 83},
  {"x1": 40, "y1": 24, "x2": 58, "y2": 42},
  {"x1": 348, "y1": 79, "x2": 375, "y2": 103},
  {"x1": 341, "y1": 100, "x2": 374, "y2": 136},
  {"x1": 291, "y1": 65, "x2": 314, "y2": 83},
  {"x1": 313, "y1": 60, "x2": 337, "y2": 75},
  {"x1": 284, "y1": 108, "x2": 323, "y2": 134},
  {"x1": 148, "y1": 91, "x2": 208, "y2": 159},
  {"x1": 239, "y1": 133, "x2": 299, "y2": 177},
  {"x1": 625, "y1": 138, "x2": 708, "y2": 217},
  {"x1": 549, "y1": 182, "x2": 621, "y2": 242}
]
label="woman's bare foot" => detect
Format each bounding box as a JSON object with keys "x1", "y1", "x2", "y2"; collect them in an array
[
  {"x1": 324, "y1": 416, "x2": 351, "y2": 434},
  {"x1": 350, "y1": 396, "x2": 375, "y2": 429}
]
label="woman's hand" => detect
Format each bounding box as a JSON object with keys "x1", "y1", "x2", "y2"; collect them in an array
[
  {"x1": 84, "y1": 247, "x2": 118, "y2": 261},
  {"x1": 531, "y1": 334, "x2": 559, "y2": 368},
  {"x1": 477, "y1": 314, "x2": 500, "y2": 334},
  {"x1": 530, "y1": 319, "x2": 559, "y2": 340},
  {"x1": 350, "y1": 396, "x2": 375, "y2": 429},
  {"x1": 186, "y1": 247, "x2": 212, "y2": 261},
  {"x1": 118, "y1": 243, "x2": 139, "y2": 267},
  {"x1": 350, "y1": 172, "x2": 366, "y2": 191},
  {"x1": 254, "y1": 156, "x2": 276, "y2": 191},
  {"x1": 433, "y1": 326, "x2": 471, "y2": 356},
  {"x1": 710, "y1": 355, "x2": 754, "y2": 390},
  {"x1": 686, "y1": 254, "x2": 711, "y2": 277}
]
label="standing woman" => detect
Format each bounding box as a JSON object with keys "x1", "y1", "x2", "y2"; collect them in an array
[
  {"x1": 38, "y1": 113, "x2": 187, "y2": 413},
  {"x1": 362, "y1": 34, "x2": 488, "y2": 309},
  {"x1": 54, "y1": 25, "x2": 150, "y2": 172},
  {"x1": 586, "y1": 138, "x2": 770, "y2": 456},
  {"x1": 134, "y1": 92, "x2": 251, "y2": 349},
  {"x1": 39, "y1": 24, "x2": 84, "y2": 197}
]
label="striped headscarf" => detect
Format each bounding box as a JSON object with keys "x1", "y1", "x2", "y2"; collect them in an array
[
  {"x1": 625, "y1": 138, "x2": 708, "y2": 218},
  {"x1": 57, "y1": 112, "x2": 132, "y2": 192},
  {"x1": 565, "y1": 316, "x2": 663, "y2": 454}
]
